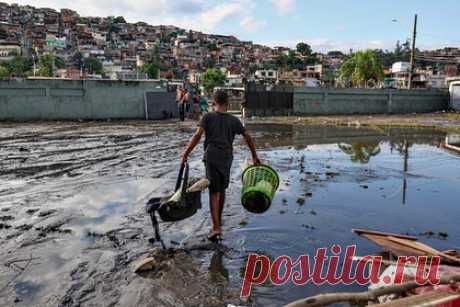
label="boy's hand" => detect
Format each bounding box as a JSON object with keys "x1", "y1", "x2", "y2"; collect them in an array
[{"x1": 253, "y1": 156, "x2": 261, "y2": 165}]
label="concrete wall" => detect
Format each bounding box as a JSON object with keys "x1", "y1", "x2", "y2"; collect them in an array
[
  {"x1": 0, "y1": 79, "x2": 169, "y2": 120},
  {"x1": 293, "y1": 88, "x2": 448, "y2": 115},
  {"x1": 246, "y1": 87, "x2": 448, "y2": 116}
]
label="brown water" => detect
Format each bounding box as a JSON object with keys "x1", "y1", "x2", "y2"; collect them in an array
[{"x1": 0, "y1": 121, "x2": 459, "y2": 306}]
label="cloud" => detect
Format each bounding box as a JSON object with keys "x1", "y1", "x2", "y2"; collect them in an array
[
  {"x1": 271, "y1": 0, "x2": 296, "y2": 14},
  {"x1": 198, "y1": 1, "x2": 247, "y2": 31},
  {"x1": 240, "y1": 16, "x2": 267, "y2": 32}
]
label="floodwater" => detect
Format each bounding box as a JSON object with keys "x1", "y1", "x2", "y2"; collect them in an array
[{"x1": 1, "y1": 121, "x2": 460, "y2": 306}]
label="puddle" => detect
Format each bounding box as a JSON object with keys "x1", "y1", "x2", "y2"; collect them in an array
[
  {"x1": 1, "y1": 121, "x2": 460, "y2": 306},
  {"x1": 230, "y1": 124, "x2": 460, "y2": 305}
]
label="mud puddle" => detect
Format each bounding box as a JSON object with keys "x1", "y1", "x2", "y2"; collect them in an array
[{"x1": 1, "y1": 121, "x2": 460, "y2": 306}]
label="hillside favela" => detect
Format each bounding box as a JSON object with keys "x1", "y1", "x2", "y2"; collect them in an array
[{"x1": 1, "y1": 1, "x2": 460, "y2": 307}]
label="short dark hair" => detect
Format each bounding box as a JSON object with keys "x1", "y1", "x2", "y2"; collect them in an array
[{"x1": 214, "y1": 90, "x2": 228, "y2": 105}]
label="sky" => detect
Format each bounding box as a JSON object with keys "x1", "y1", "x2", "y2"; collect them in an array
[{"x1": 4, "y1": 0, "x2": 460, "y2": 52}]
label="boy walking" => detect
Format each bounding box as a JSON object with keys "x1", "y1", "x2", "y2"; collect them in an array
[{"x1": 181, "y1": 91, "x2": 260, "y2": 241}]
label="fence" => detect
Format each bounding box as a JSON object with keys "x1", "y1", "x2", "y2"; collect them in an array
[{"x1": 245, "y1": 86, "x2": 448, "y2": 116}]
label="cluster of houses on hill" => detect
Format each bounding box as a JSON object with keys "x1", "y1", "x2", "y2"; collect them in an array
[{"x1": 0, "y1": 2, "x2": 459, "y2": 90}]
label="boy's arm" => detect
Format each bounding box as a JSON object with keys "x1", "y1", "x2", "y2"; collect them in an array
[
  {"x1": 243, "y1": 131, "x2": 261, "y2": 165},
  {"x1": 181, "y1": 127, "x2": 204, "y2": 164}
]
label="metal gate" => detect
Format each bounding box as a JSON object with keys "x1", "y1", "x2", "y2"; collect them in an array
[
  {"x1": 451, "y1": 83, "x2": 460, "y2": 111},
  {"x1": 245, "y1": 85, "x2": 293, "y2": 116},
  {"x1": 144, "y1": 91, "x2": 178, "y2": 120}
]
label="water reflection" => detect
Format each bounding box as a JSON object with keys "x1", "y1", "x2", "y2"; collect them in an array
[
  {"x1": 338, "y1": 142, "x2": 381, "y2": 164},
  {"x1": 208, "y1": 251, "x2": 229, "y2": 284},
  {"x1": 240, "y1": 124, "x2": 460, "y2": 305},
  {"x1": 444, "y1": 133, "x2": 460, "y2": 155}
]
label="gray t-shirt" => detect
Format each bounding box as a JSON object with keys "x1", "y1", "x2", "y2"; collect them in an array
[{"x1": 199, "y1": 112, "x2": 245, "y2": 167}]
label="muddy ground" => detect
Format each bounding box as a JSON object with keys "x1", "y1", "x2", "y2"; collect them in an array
[
  {"x1": 251, "y1": 111, "x2": 460, "y2": 133},
  {"x1": 1, "y1": 115, "x2": 460, "y2": 306},
  {"x1": 0, "y1": 120, "x2": 252, "y2": 307}
]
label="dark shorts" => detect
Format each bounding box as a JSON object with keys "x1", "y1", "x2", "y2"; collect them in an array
[{"x1": 205, "y1": 162, "x2": 231, "y2": 193}]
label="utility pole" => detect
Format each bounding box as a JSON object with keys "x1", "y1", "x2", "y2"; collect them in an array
[{"x1": 408, "y1": 14, "x2": 417, "y2": 89}]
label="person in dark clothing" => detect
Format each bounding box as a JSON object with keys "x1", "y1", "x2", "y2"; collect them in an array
[
  {"x1": 181, "y1": 90, "x2": 260, "y2": 241},
  {"x1": 178, "y1": 88, "x2": 189, "y2": 121}
]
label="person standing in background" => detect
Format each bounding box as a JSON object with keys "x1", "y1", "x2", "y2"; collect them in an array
[
  {"x1": 192, "y1": 93, "x2": 201, "y2": 120},
  {"x1": 177, "y1": 88, "x2": 189, "y2": 122},
  {"x1": 199, "y1": 93, "x2": 208, "y2": 120},
  {"x1": 183, "y1": 89, "x2": 190, "y2": 114}
]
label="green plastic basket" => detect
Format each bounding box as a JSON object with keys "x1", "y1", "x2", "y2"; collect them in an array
[{"x1": 241, "y1": 164, "x2": 280, "y2": 213}]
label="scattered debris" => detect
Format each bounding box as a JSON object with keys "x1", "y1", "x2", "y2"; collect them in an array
[
  {"x1": 15, "y1": 224, "x2": 33, "y2": 231},
  {"x1": 439, "y1": 232, "x2": 449, "y2": 239},
  {"x1": 25, "y1": 208, "x2": 39, "y2": 215},
  {"x1": 0, "y1": 223, "x2": 12, "y2": 229},
  {"x1": 133, "y1": 257, "x2": 156, "y2": 273},
  {"x1": 0, "y1": 215, "x2": 14, "y2": 221},
  {"x1": 353, "y1": 229, "x2": 460, "y2": 265},
  {"x1": 296, "y1": 197, "x2": 305, "y2": 205},
  {"x1": 38, "y1": 210, "x2": 57, "y2": 217}
]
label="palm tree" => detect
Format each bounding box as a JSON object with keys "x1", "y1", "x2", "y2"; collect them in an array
[
  {"x1": 338, "y1": 142, "x2": 381, "y2": 164},
  {"x1": 340, "y1": 50, "x2": 384, "y2": 87}
]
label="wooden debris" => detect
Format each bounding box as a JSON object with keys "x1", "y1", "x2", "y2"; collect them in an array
[
  {"x1": 133, "y1": 257, "x2": 156, "y2": 273},
  {"x1": 352, "y1": 229, "x2": 460, "y2": 265},
  {"x1": 284, "y1": 273, "x2": 460, "y2": 307}
]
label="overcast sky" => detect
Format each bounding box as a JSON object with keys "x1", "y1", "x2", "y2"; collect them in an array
[{"x1": 4, "y1": 0, "x2": 460, "y2": 52}]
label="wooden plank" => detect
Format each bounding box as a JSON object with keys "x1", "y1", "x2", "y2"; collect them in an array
[
  {"x1": 376, "y1": 291, "x2": 460, "y2": 307},
  {"x1": 362, "y1": 234, "x2": 427, "y2": 257},
  {"x1": 387, "y1": 236, "x2": 441, "y2": 255},
  {"x1": 388, "y1": 236, "x2": 460, "y2": 265},
  {"x1": 354, "y1": 229, "x2": 460, "y2": 265},
  {"x1": 352, "y1": 229, "x2": 418, "y2": 240}
]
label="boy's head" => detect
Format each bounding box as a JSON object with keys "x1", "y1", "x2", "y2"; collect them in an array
[{"x1": 213, "y1": 90, "x2": 229, "y2": 106}]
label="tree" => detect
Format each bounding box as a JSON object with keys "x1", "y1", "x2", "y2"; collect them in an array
[
  {"x1": 339, "y1": 50, "x2": 384, "y2": 87},
  {"x1": 83, "y1": 57, "x2": 103, "y2": 75},
  {"x1": 0, "y1": 65, "x2": 9, "y2": 79},
  {"x1": 393, "y1": 39, "x2": 411, "y2": 62},
  {"x1": 327, "y1": 51, "x2": 345, "y2": 57},
  {"x1": 202, "y1": 68, "x2": 227, "y2": 93},
  {"x1": 287, "y1": 50, "x2": 303, "y2": 69},
  {"x1": 5, "y1": 56, "x2": 32, "y2": 77},
  {"x1": 37, "y1": 54, "x2": 65, "y2": 77},
  {"x1": 338, "y1": 143, "x2": 381, "y2": 164},
  {"x1": 207, "y1": 43, "x2": 218, "y2": 52},
  {"x1": 296, "y1": 42, "x2": 312, "y2": 56},
  {"x1": 114, "y1": 16, "x2": 126, "y2": 23},
  {"x1": 0, "y1": 28, "x2": 8, "y2": 40},
  {"x1": 141, "y1": 63, "x2": 159, "y2": 79},
  {"x1": 275, "y1": 53, "x2": 289, "y2": 68},
  {"x1": 203, "y1": 56, "x2": 216, "y2": 68}
]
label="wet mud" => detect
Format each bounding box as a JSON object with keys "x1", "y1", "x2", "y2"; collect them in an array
[{"x1": 1, "y1": 120, "x2": 460, "y2": 306}]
